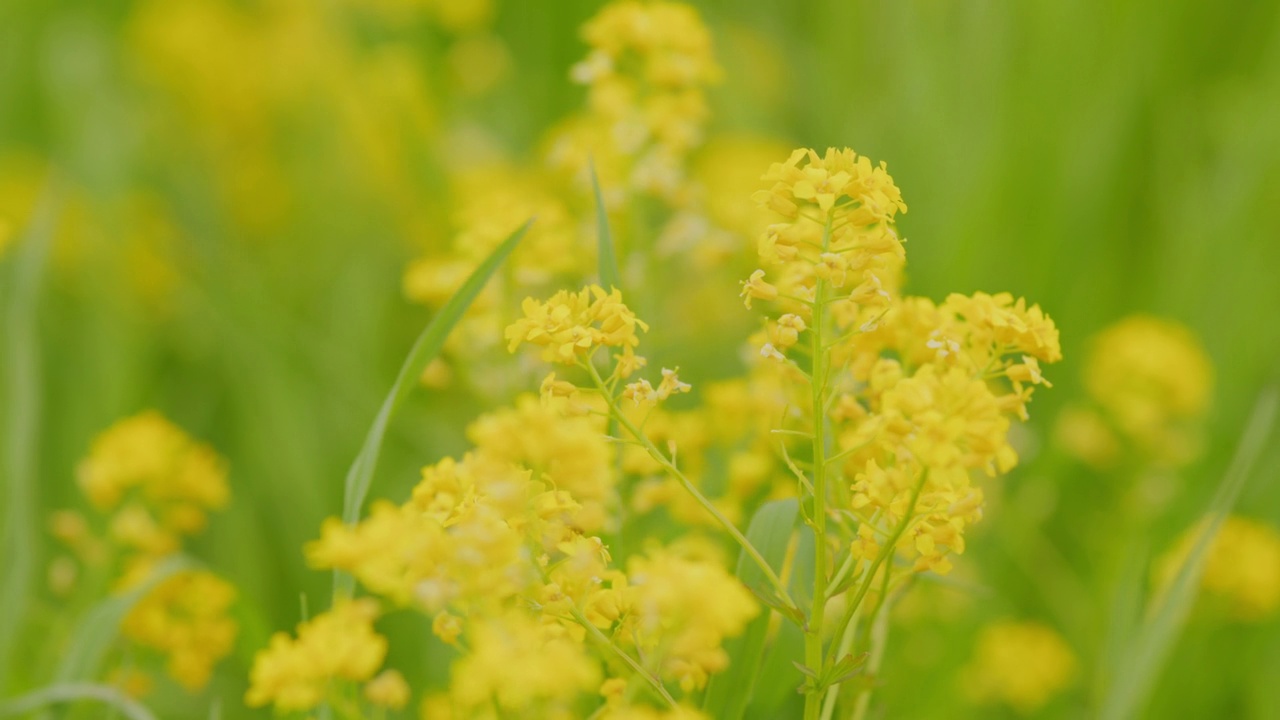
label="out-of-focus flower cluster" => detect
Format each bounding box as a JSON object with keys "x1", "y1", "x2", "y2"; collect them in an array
[
  {"x1": 960, "y1": 620, "x2": 1076, "y2": 714},
  {"x1": 1156, "y1": 515, "x2": 1280, "y2": 622},
  {"x1": 49, "y1": 411, "x2": 237, "y2": 694},
  {"x1": 1057, "y1": 315, "x2": 1213, "y2": 471}
]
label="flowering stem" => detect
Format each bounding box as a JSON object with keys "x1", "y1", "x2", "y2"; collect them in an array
[
  {"x1": 824, "y1": 469, "x2": 928, "y2": 671},
  {"x1": 803, "y1": 217, "x2": 834, "y2": 720},
  {"x1": 847, "y1": 573, "x2": 895, "y2": 720},
  {"x1": 570, "y1": 606, "x2": 679, "y2": 710},
  {"x1": 581, "y1": 360, "x2": 795, "y2": 610}
]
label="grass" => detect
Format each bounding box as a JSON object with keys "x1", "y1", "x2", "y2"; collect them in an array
[{"x1": 1, "y1": 0, "x2": 1279, "y2": 717}]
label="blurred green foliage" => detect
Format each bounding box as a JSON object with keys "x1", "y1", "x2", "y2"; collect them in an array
[{"x1": 2, "y1": 0, "x2": 1278, "y2": 718}]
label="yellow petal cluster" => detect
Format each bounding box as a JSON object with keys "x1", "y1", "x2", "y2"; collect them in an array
[
  {"x1": 60, "y1": 411, "x2": 238, "y2": 694},
  {"x1": 245, "y1": 598, "x2": 388, "y2": 712},
  {"x1": 506, "y1": 284, "x2": 649, "y2": 368},
  {"x1": 77, "y1": 410, "x2": 228, "y2": 535},
  {"x1": 960, "y1": 620, "x2": 1076, "y2": 714},
  {"x1": 121, "y1": 570, "x2": 238, "y2": 691},
  {"x1": 1061, "y1": 315, "x2": 1213, "y2": 468},
  {"x1": 558, "y1": 0, "x2": 720, "y2": 200},
  {"x1": 623, "y1": 548, "x2": 759, "y2": 691},
  {"x1": 1156, "y1": 515, "x2": 1280, "y2": 621}
]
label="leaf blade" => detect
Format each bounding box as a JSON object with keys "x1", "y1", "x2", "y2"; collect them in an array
[
  {"x1": 1099, "y1": 387, "x2": 1278, "y2": 720},
  {"x1": 589, "y1": 159, "x2": 621, "y2": 291},
  {"x1": 703, "y1": 499, "x2": 799, "y2": 719},
  {"x1": 333, "y1": 219, "x2": 532, "y2": 598}
]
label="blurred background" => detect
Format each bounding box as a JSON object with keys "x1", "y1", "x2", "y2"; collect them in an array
[{"x1": 2, "y1": 0, "x2": 1279, "y2": 717}]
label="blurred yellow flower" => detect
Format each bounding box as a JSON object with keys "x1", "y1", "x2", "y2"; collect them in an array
[
  {"x1": 960, "y1": 620, "x2": 1076, "y2": 714},
  {"x1": 245, "y1": 598, "x2": 388, "y2": 712},
  {"x1": 122, "y1": 570, "x2": 238, "y2": 691},
  {"x1": 1157, "y1": 515, "x2": 1280, "y2": 621}
]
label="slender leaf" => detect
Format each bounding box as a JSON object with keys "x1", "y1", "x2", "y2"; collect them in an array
[
  {"x1": 0, "y1": 184, "x2": 57, "y2": 687},
  {"x1": 589, "y1": 158, "x2": 621, "y2": 291},
  {"x1": 51, "y1": 555, "x2": 190, "y2": 684},
  {"x1": 0, "y1": 683, "x2": 157, "y2": 720},
  {"x1": 1100, "y1": 387, "x2": 1278, "y2": 720},
  {"x1": 749, "y1": 616, "x2": 807, "y2": 717},
  {"x1": 704, "y1": 499, "x2": 800, "y2": 718},
  {"x1": 334, "y1": 219, "x2": 532, "y2": 597}
]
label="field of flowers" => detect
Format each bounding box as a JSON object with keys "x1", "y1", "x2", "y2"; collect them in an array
[{"x1": 2, "y1": 1, "x2": 1280, "y2": 719}]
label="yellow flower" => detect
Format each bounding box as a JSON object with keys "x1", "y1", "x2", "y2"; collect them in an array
[
  {"x1": 122, "y1": 570, "x2": 238, "y2": 691},
  {"x1": 448, "y1": 611, "x2": 601, "y2": 714},
  {"x1": 1156, "y1": 516, "x2": 1280, "y2": 621},
  {"x1": 76, "y1": 411, "x2": 229, "y2": 534},
  {"x1": 1077, "y1": 315, "x2": 1213, "y2": 466},
  {"x1": 364, "y1": 669, "x2": 412, "y2": 710},
  {"x1": 960, "y1": 620, "x2": 1076, "y2": 714},
  {"x1": 245, "y1": 598, "x2": 388, "y2": 712},
  {"x1": 623, "y1": 547, "x2": 758, "y2": 691},
  {"x1": 506, "y1": 285, "x2": 649, "y2": 364}
]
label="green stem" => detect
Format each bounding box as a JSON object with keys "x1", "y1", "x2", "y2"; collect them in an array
[
  {"x1": 571, "y1": 606, "x2": 679, "y2": 710},
  {"x1": 582, "y1": 360, "x2": 796, "y2": 610},
  {"x1": 803, "y1": 217, "x2": 834, "y2": 720},
  {"x1": 848, "y1": 575, "x2": 895, "y2": 720},
  {"x1": 825, "y1": 469, "x2": 928, "y2": 671}
]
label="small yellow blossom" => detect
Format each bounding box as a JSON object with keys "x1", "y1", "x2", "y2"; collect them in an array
[
  {"x1": 624, "y1": 547, "x2": 758, "y2": 691},
  {"x1": 245, "y1": 598, "x2": 388, "y2": 712},
  {"x1": 76, "y1": 411, "x2": 228, "y2": 533},
  {"x1": 448, "y1": 611, "x2": 600, "y2": 714},
  {"x1": 506, "y1": 285, "x2": 649, "y2": 364},
  {"x1": 1156, "y1": 516, "x2": 1280, "y2": 621},
  {"x1": 960, "y1": 620, "x2": 1076, "y2": 714},
  {"x1": 122, "y1": 570, "x2": 238, "y2": 691},
  {"x1": 364, "y1": 669, "x2": 412, "y2": 710},
  {"x1": 1076, "y1": 315, "x2": 1213, "y2": 466}
]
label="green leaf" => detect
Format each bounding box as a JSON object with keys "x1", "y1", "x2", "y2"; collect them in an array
[
  {"x1": 334, "y1": 219, "x2": 531, "y2": 598},
  {"x1": 589, "y1": 158, "x2": 621, "y2": 291},
  {"x1": 789, "y1": 524, "x2": 817, "y2": 615},
  {"x1": 748, "y1": 617, "x2": 806, "y2": 717},
  {"x1": 703, "y1": 499, "x2": 800, "y2": 718},
  {"x1": 0, "y1": 682, "x2": 157, "y2": 720},
  {"x1": 0, "y1": 184, "x2": 56, "y2": 687},
  {"x1": 53, "y1": 555, "x2": 191, "y2": 684},
  {"x1": 1099, "y1": 387, "x2": 1278, "y2": 720}
]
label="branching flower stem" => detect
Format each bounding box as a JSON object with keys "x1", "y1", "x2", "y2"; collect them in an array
[
  {"x1": 824, "y1": 469, "x2": 929, "y2": 672},
  {"x1": 803, "y1": 217, "x2": 834, "y2": 720},
  {"x1": 571, "y1": 606, "x2": 679, "y2": 710},
  {"x1": 581, "y1": 359, "x2": 796, "y2": 611}
]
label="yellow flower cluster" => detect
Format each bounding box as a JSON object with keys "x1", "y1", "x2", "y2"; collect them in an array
[
  {"x1": 1058, "y1": 315, "x2": 1213, "y2": 469},
  {"x1": 121, "y1": 571, "x2": 238, "y2": 690},
  {"x1": 744, "y1": 147, "x2": 1061, "y2": 578},
  {"x1": 52, "y1": 411, "x2": 237, "y2": 695},
  {"x1": 245, "y1": 598, "x2": 391, "y2": 711},
  {"x1": 506, "y1": 284, "x2": 650, "y2": 372},
  {"x1": 624, "y1": 547, "x2": 758, "y2": 691},
  {"x1": 403, "y1": 164, "x2": 582, "y2": 309},
  {"x1": 250, "y1": 335, "x2": 753, "y2": 715},
  {"x1": 1156, "y1": 515, "x2": 1280, "y2": 621},
  {"x1": 744, "y1": 147, "x2": 907, "y2": 320},
  {"x1": 960, "y1": 620, "x2": 1076, "y2": 714},
  {"x1": 77, "y1": 410, "x2": 229, "y2": 540},
  {"x1": 560, "y1": 0, "x2": 721, "y2": 200}
]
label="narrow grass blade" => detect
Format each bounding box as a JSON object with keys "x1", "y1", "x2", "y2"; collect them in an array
[
  {"x1": 0, "y1": 183, "x2": 57, "y2": 688},
  {"x1": 1100, "y1": 387, "x2": 1278, "y2": 720},
  {"x1": 589, "y1": 158, "x2": 621, "y2": 291},
  {"x1": 0, "y1": 683, "x2": 157, "y2": 720},
  {"x1": 704, "y1": 499, "x2": 800, "y2": 718},
  {"x1": 52, "y1": 555, "x2": 190, "y2": 684},
  {"x1": 748, "y1": 617, "x2": 807, "y2": 718},
  {"x1": 334, "y1": 219, "x2": 532, "y2": 598}
]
